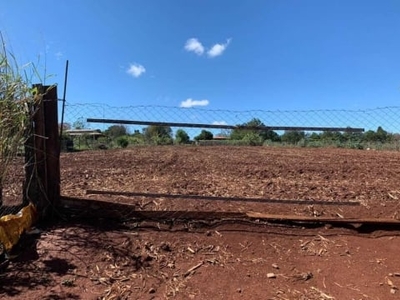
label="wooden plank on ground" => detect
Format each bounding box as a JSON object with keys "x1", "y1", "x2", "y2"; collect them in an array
[
  {"x1": 246, "y1": 212, "x2": 400, "y2": 225},
  {"x1": 85, "y1": 189, "x2": 360, "y2": 206}
]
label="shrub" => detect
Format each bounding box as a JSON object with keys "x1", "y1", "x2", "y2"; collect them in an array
[
  {"x1": 117, "y1": 136, "x2": 129, "y2": 148},
  {"x1": 242, "y1": 132, "x2": 263, "y2": 146},
  {"x1": 175, "y1": 129, "x2": 190, "y2": 144}
]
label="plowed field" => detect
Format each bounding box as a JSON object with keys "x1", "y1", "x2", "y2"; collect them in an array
[{"x1": 2, "y1": 146, "x2": 400, "y2": 300}]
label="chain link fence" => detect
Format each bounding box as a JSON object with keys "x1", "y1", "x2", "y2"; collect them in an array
[
  {"x1": 62, "y1": 103, "x2": 400, "y2": 150},
  {"x1": 64, "y1": 103, "x2": 400, "y2": 130},
  {"x1": 58, "y1": 102, "x2": 400, "y2": 223}
]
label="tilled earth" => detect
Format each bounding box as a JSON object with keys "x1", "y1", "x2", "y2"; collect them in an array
[{"x1": 1, "y1": 146, "x2": 400, "y2": 299}]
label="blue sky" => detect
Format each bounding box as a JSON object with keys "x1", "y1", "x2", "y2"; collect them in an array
[{"x1": 1, "y1": 0, "x2": 400, "y2": 112}]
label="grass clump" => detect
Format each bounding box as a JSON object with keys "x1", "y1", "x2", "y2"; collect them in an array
[{"x1": 0, "y1": 34, "x2": 39, "y2": 205}]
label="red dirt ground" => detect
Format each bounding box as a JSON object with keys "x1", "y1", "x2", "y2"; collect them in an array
[{"x1": 1, "y1": 146, "x2": 400, "y2": 299}]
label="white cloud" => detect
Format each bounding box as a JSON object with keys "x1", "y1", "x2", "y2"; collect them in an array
[
  {"x1": 127, "y1": 63, "x2": 146, "y2": 78},
  {"x1": 184, "y1": 38, "x2": 205, "y2": 55},
  {"x1": 212, "y1": 121, "x2": 227, "y2": 125},
  {"x1": 207, "y1": 38, "x2": 232, "y2": 58},
  {"x1": 55, "y1": 51, "x2": 63, "y2": 60},
  {"x1": 180, "y1": 98, "x2": 209, "y2": 108}
]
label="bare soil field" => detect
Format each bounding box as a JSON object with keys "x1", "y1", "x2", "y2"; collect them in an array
[{"x1": 1, "y1": 146, "x2": 400, "y2": 300}]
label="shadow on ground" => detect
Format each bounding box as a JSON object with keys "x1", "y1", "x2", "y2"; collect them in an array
[{"x1": 0, "y1": 224, "x2": 81, "y2": 299}]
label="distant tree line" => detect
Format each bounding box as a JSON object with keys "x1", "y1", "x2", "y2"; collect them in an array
[
  {"x1": 63, "y1": 118, "x2": 399, "y2": 150},
  {"x1": 227, "y1": 118, "x2": 396, "y2": 148}
]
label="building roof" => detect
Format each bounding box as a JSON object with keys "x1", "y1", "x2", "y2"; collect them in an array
[{"x1": 65, "y1": 129, "x2": 103, "y2": 136}]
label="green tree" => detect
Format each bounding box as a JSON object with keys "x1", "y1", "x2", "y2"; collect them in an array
[
  {"x1": 194, "y1": 130, "x2": 213, "y2": 141},
  {"x1": 343, "y1": 130, "x2": 363, "y2": 143},
  {"x1": 105, "y1": 125, "x2": 127, "y2": 139},
  {"x1": 175, "y1": 129, "x2": 190, "y2": 144},
  {"x1": 320, "y1": 131, "x2": 346, "y2": 144},
  {"x1": 375, "y1": 126, "x2": 392, "y2": 143},
  {"x1": 281, "y1": 130, "x2": 305, "y2": 144},
  {"x1": 263, "y1": 130, "x2": 281, "y2": 142},
  {"x1": 230, "y1": 118, "x2": 279, "y2": 142},
  {"x1": 363, "y1": 126, "x2": 393, "y2": 144},
  {"x1": 143, "y1": 125, "x2": 173, "y2": 145},
  {"x1": 309, "y1": 132, "x2": 321, "y2": 141},
  {"x1": 231, "y1": 118, "x2": 263, "y2": 140},
  {"x1": 363, "y1": 130, "x2": 376, "y2": 142}
]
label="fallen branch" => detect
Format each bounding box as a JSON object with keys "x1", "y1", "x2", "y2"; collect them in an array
[{"x1": 184, "y1": 262, "x2": 203, "y2": 277}]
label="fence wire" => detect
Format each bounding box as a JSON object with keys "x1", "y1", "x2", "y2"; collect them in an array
[
  {"x1": 59, "y1": 102, "x2": 400, "y2": 221},
  {"x1": 63, "y1": 103, "x2": 400, "y2": 141}
]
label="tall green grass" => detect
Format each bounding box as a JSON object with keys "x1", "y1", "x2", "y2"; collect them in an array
[{"x1": 0, "y1": 34, "x2": 39, "y2": 206}]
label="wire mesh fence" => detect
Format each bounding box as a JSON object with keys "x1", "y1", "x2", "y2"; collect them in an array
[
  {"x1": 58, "y1": 102, "x2": 400, "y2": 226},
  {"x1": 62, "y1": 103, "x2": 400, "y2": 150},
  {"x1": 64, "y1": 103, "x2": 400, "y2": 131}
]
